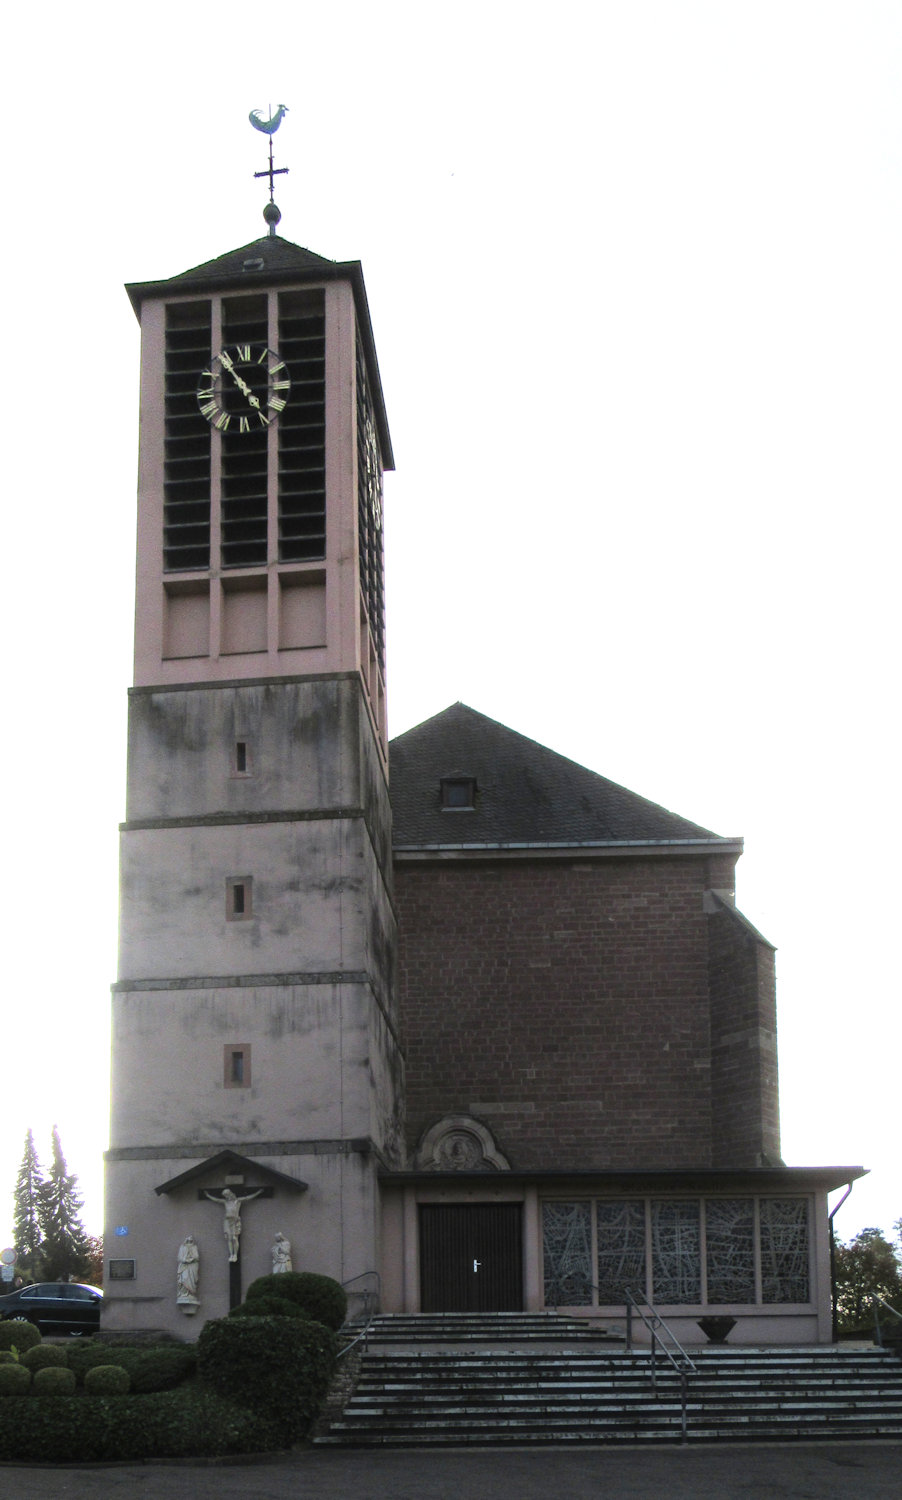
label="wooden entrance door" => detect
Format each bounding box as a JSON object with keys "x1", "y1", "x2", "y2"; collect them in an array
[{"x1": 419, "y1": 1203, "x2": 523, "y2": 1312}]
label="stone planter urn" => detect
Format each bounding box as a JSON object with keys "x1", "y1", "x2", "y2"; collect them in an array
[{"x1": 697, "y1": 1315, "x2": 737, "y2": 1344}]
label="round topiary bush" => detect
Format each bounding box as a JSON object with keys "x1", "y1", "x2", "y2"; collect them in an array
[
  {"x1": 244, "y1": 1272, "x2": 347, "y2": 1330},
  {"x1": 0, "y1": 1321, "x2": 41, "y2": 1354},
  {"x1": 197, "y1": 1315, "x2": 337, "y2": 1443},
  {"x1": 32, "y1": 1366, "x2": 77, "y2": 1396},
  {"x1": 229, "y1": 1295, "x2": 310, "y2": 1321},
  {"x1": 0, "y1": 1352, "x2": 16, "y2": 1365},
  {"x1": 84, "y1": 1364, "x2": 131, "y2": 1395},
  {"x1": 0, "y1": 1364, "x2": 31, "y2": 1395},
  {"x1": 22, "y1": 1344, "x2": 68, "y2": 1372}
]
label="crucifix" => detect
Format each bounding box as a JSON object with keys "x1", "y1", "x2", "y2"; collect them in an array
[{"x1": 200, "y1": 1184, "x2": 272, "y2": 1307}]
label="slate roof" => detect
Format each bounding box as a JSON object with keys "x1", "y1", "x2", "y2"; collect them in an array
[
  {"x1": 389, "y1": 703, "x2": 730, "y2": 850},
  {"x1": 126, "y1": 235, "x2": 339, "y2": 309},
  {"x1": 125, "y1": 235, "x2": 394, "y2": 468}
]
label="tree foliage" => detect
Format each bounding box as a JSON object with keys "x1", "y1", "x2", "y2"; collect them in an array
[
  {"x1": 38, "y1": 1125, "x2": 91, "y2": 1282},
  {"x1": 10, "y1": 1126, "x2": 92, "y2": 1283},
  {"x1": 84, "y1": 1234, "x2": 104, "y2": 1287},
  {"x1": 834, "y1": 1225, "x2": 902, "y2": 1330},
  {"x1": 12, "y1": 1129, "x2": 45, "y2": 1273}
]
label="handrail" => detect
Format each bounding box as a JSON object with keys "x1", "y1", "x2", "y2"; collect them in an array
[
  {"x1": 337, "y1": 1271, "x2": 381, "y2": 1359},
  {"x1": 872, "y1": 1292, "x2": 902, "y2": 1349},
  {"x1": 625, "y1": 1290, "x2": 697, "y2": 1444}
]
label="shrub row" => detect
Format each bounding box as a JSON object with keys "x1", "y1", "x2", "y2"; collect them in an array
[
  {"x1": 66, "y1": 1342, "x2": 196, "y2": 1391},
  {"x1": 0, "y1": 1387, "x2": 275, "y2": 1462},
  {"x1": 0, "y1": 1338, "x2": 197, "y2": 1393}
]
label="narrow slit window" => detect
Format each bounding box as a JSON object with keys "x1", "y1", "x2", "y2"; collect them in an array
[
  {"x1": 234, "y1": 740, "x2": 249, "y2": 775},
  {"x1": 226, "y1": 876, "x2": 253, "y2": 920},
  {"x1": 224, "y1": 1044, "x2": 251, "y2": 1088}
]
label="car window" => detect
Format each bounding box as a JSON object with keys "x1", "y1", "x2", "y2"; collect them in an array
[{"x1": 65, "y1": 1286, "x2": 98, "y2": 1301}]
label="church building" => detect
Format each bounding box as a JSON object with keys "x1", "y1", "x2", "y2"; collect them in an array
[{"x1": 104, "y1": 220, "x2": 862, "y2": 1345}]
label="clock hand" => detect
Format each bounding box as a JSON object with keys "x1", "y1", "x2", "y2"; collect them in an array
[
  {"x1": 221, "y1": 365, "x2": 265, "y2": 411},
  {"x1": 217, "y1": 355, "x2": 255, "y2": 399},
  {"x1": 228, "y1": 370, "x2": 254, "y2": 399}
]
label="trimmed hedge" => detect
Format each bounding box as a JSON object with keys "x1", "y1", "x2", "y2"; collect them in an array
[
  {"x1": 84, "y1": 1365, "x2": 131, "y2": 1395},
  {"x1": 22, "y1": 1344, "x2": 68, "y2": 1372},
  {"x1": 244, "y1": 1272, "x2": 347, "y2": 1330},
  {"x1": 33, "y1": 1367, "x2": 77, "y2": 1396},
  {"x1": 0, "y1": 1365, "x2": 31, "y2": 1396},
  {"x1": 0, "y1": 1387, "x2": 275, "y2": 1461},
  {"x1": 197, "y1": 1314, "x2": 337, "y2": 1442},
  {"x1": 0, "y1": 1321, "x2": 41, "y2": 1354}
]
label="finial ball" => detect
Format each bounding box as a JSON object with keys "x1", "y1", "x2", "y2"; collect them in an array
[{"x1": 263, "y1": 201, "x2": 282, "y2": 228}]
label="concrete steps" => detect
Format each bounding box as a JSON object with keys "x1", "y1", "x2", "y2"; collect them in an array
[
  {"x1": 316, "y1": 1319, "x2": 902, "y2": 1446},
  {"x1": 362, "y1": 1311, "x2": 621, "y2": 1345}
]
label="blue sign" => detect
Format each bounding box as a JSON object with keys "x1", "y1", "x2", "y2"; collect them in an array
[{"x1": 114, "y1": 1226, "x2": 129, "y2": 1237}]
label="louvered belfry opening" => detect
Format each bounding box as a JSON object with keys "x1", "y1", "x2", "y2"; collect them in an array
[
  {"x1": 163, "y1": 301, "x2": 211, "y2": 571},
  {"x1": 220, "y1": 296, "x2": 269, "y2": 569},
  {"x1": 356, "y1": 335, "x2": 386, "y2": 670},
  {"x1": 278, "y1": 290, "x2": 326, "y2": 562}
]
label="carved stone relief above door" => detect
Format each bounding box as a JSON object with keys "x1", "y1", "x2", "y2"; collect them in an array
[{"x1": 414, "y1": 1115, "x2": 511, "y2": 1172}]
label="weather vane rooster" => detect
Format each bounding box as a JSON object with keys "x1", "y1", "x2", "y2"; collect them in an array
[{"x1": 249, "y1": 105, "x2": 289, "y2": 136}]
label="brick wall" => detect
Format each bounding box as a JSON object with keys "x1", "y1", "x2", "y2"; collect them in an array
[
  {"x1": 395, "y1": 855, "x2": 728, "y2": 1171},
  {"x1": 707, "y1": 902, "x2": 781, "y2": 1166}
]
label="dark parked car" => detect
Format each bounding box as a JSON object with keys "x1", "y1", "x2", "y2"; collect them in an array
[{"x1": 0, "y1": 1282, "x2": 103, "y2": 1334}]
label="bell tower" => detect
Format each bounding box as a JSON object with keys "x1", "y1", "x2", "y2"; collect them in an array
[{"x1": 104, "y1": 229, "x2": 402, "y2": 1334}]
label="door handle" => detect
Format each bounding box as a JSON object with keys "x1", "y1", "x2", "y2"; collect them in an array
[{"x1": 473, "y1": 1259, "x2": 481, "y2": 1273}]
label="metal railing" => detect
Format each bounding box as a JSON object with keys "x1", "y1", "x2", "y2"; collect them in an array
[
  {"x1": 337, "y1": 1270, "x2": 381, "y2": 1359},
  {"x1": 625, "y1": 1290, "x2": 697, "y2": 1444},
  {"x1": 872, "y1": 1292, "x2": 902, "y2": 1349}
]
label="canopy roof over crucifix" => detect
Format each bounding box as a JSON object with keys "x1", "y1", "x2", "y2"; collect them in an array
[{"x1": 154, "y1": 1150, "x2": 308, "y2": 1196}]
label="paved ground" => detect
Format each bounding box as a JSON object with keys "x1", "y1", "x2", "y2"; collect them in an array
[{"x1": 2, "y1": 1443, "x2": 901, "y2": 1499}]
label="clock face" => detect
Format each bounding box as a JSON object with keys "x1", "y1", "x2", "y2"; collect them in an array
[{"x1": 197, "y1": 344, "x2": 291, "y2": 433}]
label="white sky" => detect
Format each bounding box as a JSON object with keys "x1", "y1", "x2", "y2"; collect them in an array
[{"x1": 0, "y1": 2, "x2": 898, "y2": 1253}]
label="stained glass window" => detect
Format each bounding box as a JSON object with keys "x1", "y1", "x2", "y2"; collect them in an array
[
  {"x1": 651, "y1": 1200, "x2": 701, "y2": 1304},
  {"x1": 705, "y1": 1198, "x2": 755, "y2": 1303},
  {"x1": 540, "y1": 1193, "x2": 814, "y2": 1309},
  {"x1": 542, "y1": 1201, "x2": 592, "y2": 1305},
  {"x1": 596, "y1": 1200, "x2": 646, "y2": 1304},
  {"x1": 760, "y1": 1197, "x2": 810, "y2": 1303}
]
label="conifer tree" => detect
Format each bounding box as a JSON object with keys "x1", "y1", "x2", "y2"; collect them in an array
[
  {"x1": 12, "y1": 1129, "x2": 46, "y2": 1276},
  {"x1": 37, "y1": 1126, "x2": 91, "y2": 1282}
]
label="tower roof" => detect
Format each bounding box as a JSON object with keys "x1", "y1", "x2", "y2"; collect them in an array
[
  {"x1": 389, "y1": 703, "x2": 737, "y2": 851},
  {"x1": 125, "y1": 234, "x2": 393, "y2": 468}
]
